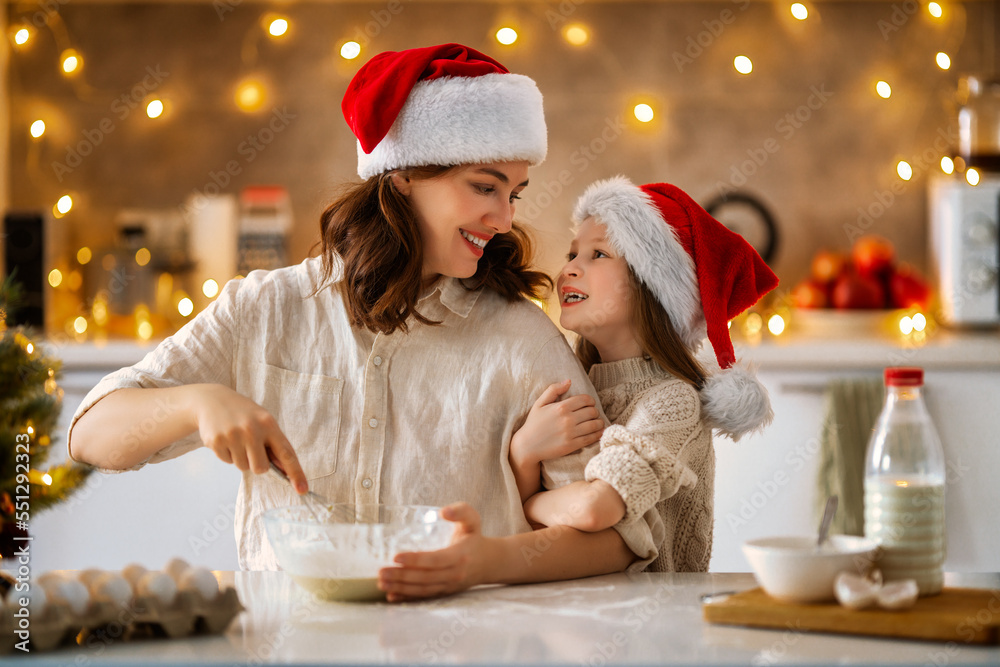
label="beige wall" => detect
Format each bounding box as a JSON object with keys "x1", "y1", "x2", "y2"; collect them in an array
[{"x1": 5, "y1": 1, "x2": 999, "y2": 307}]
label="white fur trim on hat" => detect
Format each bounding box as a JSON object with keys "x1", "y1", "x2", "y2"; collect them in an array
[
  {"x1": 572, "y1": 176, "x2": 705, "y2": 351},
  {"x1": 699, "y1": 361, "x2": 774, "y2": 441},
  {"x1": 356, "y1": 73, "x2": 547, "y2": 180}
]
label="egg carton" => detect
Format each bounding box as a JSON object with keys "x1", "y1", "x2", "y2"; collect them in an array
[{"x1": 0, "y1": 587, "x2": 243, "y2": 653}]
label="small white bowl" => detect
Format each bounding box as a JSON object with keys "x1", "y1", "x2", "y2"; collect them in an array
[{"x1": 742, "y1": 535, "x2": 878, "y2": 603}]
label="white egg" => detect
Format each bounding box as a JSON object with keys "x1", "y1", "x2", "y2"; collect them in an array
[
  {"x1": 136, "y1": 571, "x2": 177, "y2": 607},
  {"x1": 18, "y1": 584, "x2": 48, "y2": 614},
  {"x1": 178, "y1": 567, "x2": 219, "y2": 601},
  {"x1": 877, "y1": 579, "x2": 919, "y2": 610},
  {"x1": 90, "y1": 572, "x2": 133, "y2": 607},
  {"x1": 834, "y1": 572, "x2": 879, "y2": 610},
  {"x1": 45, "y1": 579, "x2": 91, "y2": 615},
  {"x1": 77, "y1": 568, "x2": 106, "y2": 588},
  {"x1": 122, "y1": 563, "x2": 148, "y2": 590},
  {"x1": 164, "y1": 557, "x2": 191, "y2": 582}
]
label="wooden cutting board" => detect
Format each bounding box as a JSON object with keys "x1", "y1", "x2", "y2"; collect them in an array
[{"x1": 703, "y1": 587, "x2": 1000, "y2": 644}]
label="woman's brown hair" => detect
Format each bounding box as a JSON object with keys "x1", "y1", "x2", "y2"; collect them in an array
[
  {"x1": 317, "y1": 166, "x2": 552, "y2": 335},
  {"x1": 575, "y1": 268, "x2": 706, "y2": 389}
]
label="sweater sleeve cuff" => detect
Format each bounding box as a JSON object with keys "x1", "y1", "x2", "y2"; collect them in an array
[{"x1": 585, "y1": 446, "x2": 660, "y2": 524}]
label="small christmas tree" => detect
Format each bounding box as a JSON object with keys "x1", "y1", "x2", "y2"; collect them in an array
[{"x1": 1, "y1": 273, "x2": 92, "y2": 560}]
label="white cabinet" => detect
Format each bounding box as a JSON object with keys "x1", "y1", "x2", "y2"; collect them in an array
[{"x1": 711, "y1": 332, "x2": 1000, "y2": 573}]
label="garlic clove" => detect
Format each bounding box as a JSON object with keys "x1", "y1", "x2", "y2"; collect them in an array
[
  {"x1": 877, "y1": 579, "x2": 919, "y2": 610},
  {"x1": 90, "y1": 572, "x2": 133, "y2": 607},
  {"x1": 136, "y1": 571, "x2": 177, "y2": 607},
  {"x1": 834, "y1": 571, "x2": 880, "y2": 610},
  {"x1": 178, "y1": 567, "x2": 219, "y2": 602},
  {"x1": 164, "y1": 557, "x2": 191, "y2": 582}
]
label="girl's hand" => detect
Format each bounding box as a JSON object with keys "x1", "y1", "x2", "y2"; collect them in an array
[
  {"x1": 510, "y1": 380, "x2": 604, "y2": 469},
  {"x1": 377, "y1": 503, "x2": 494, "y2": 601},
  {"x1": 188, "y1": 384, "x2": 308, "y2": 494}
]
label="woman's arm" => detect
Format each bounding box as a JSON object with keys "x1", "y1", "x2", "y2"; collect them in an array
[
  {"x1": 70, "y1": 383, "x2": 308, "y2": 493},
  {"x1": 377, "y1": 502, "x2": 635, "y2": 601}
]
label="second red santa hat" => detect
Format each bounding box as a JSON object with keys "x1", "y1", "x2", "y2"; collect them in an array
[{"x1": 573, "y1": 176, "x2": 780, "y2": 440}]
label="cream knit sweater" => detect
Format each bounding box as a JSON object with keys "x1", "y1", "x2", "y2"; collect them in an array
[{"x1": 584, "y1": 357, "x2": 715, "y2": 572}]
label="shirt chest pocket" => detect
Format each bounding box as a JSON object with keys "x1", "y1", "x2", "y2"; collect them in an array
[{"x1": 255, "y1": 363, "x2": 343, "y2": 480}]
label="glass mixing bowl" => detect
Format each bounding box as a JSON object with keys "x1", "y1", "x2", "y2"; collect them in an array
[{"x1": 263, "y1": 504, "x2": 454, "y2": 602}]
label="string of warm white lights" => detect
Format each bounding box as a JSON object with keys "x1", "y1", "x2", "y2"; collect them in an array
[{"x1": 5, "y1": 2, "x2": 979, "y2": 342}]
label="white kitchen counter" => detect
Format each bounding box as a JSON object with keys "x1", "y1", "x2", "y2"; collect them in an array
[{"x1": 6, "y1": 572, "x2": 1000, "y2": 665}]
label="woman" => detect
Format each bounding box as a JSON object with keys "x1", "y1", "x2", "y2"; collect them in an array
[{"x1": 69, "y1": 44, "x2": 654, "y2": 600}]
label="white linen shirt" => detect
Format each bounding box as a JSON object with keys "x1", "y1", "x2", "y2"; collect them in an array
[{"x1": 68, "y1": 257, "x2": 655, "y2": 570}]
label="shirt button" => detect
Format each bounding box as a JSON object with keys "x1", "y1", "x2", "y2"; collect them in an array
[
  {"x1": 368, "y1": 418, "x2": 378, "y2": 428},
  {"x1": 362, "y1": 478, "x2": 373, "y2": 489},
  {"x1": 373, "y1": 356, "x2": 383, "y2": 366}
]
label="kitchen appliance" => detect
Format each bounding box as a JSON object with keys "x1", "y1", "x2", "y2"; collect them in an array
[{"x1": 928, "y1": 173, "x2": 1000, "y2": 326}]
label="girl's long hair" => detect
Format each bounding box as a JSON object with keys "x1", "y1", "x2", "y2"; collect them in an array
[
  {"x1": 317, "y1": 166, "x2": 551, "y2": 335},
  {"x1": 575, "y1": 268, "x2": 706, "y2": 389}
]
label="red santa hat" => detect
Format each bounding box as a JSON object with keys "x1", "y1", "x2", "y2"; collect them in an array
[
  {"x1": 572, "y1": 176, "x2": 780, "y2": 440},
  {"x1": 342, "y1": 43, "x2": 547, "y2": 180}
]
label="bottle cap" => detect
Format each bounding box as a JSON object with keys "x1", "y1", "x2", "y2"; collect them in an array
[{"x1": 885, "y1": 367, "x2": 923, "y2": 387}]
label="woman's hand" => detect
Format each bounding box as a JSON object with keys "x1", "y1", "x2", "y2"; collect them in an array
[
  {"x1": 377, "y1": 503, "x2": 495, "y2": 602},
  {"x1": 189, "y1": 384, "x2": 308, "y2": 494},
  {"x1": 510, "y1": 380, "x2": 604, "y2": 469}
]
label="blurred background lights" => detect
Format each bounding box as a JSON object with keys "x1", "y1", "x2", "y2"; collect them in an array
[
  {"x1": 935, "y1": 52, "x2": 951, "y2": 69},
  {"x1": 61, "y1": 49, "x2": 81, "y2": 74},
  {"x1": 73, "y1": 317, "x2": 88, "y2": 334},
  {"x1": 633, "y1": 103, "x2": 654, "y2": 123},
  {"x1": 928, "y1": 2, "x2": 943, "y2": 18},
  {"x1": 876, "y1": 81, "x2": 891, "y2": 98},
  {"x1": 48, "y1": 269, "x2": 63, "y2": 288},
  {"x1": 235, "y1": 79, "x2": 266, "y2": 112},
  {"x1": 744, "y1": 312, "x2": 764, "y2": 336},
  {"x1": 41, "y1": 473, "x2": 52, "y2": 486},
  {"x1": 896, "y1": 160, "x2": 913, "y2": 181},
  {"x1": 899, "y1": 315, "x2": 913, "y2": 335},
  {"x1": 30, "y1": 120, "x2": 45, "y2": 138},
  {"x1": 340, "y1": 41, "x2": 361, "y2": 60},
  {"x1": 767, "y1": 314, "x2": 785, "y2": 335},
  {"x1": 146, "y1": 99, "x2": 164, "y2": 118},
  {"x1": 496, "y1": 27, "x2": 518, "y2": 45},
  {"x1": 178, "y1": 297, "x2": 194, "y2": 317},
  {"x1": 55, "y1": 195, "x2": 73, "y2": 216},
  {"x1": 137, "y1": 320, "x2": 153, "y2": 340},
  {"x1": 563, "y1": 24, "x2": 589, "y2": 46},
  {"x1": 135, "y1": 248, "x2": 151, "y2": 266},
  {"x1": 940, "y1": 156, "x2": 955, "y2": 174},
  {"x1": 912, "y1": 313, "x2": 927, "y2": 331},
  {"x1": 734, "y1": 55, "x2": 753, "y2": 74},
  {"x1": 268, "y1": 18, "x2": 288, "y2": 37},
  {"x1": 77, "y1": 247, "x2": 92, "y2": 265},
  {"x1": 966, "y1": 167, "x2": 981, "y2": 186},
  {"x1": 790, "y1": 3, "x2": 808, "y2": 20},
  {"x1": 14, "y1": 27, "x2": 30, "y2": 45},
  {"x1": 202, "y1": 279, "x2": 220, "y2": 298}
]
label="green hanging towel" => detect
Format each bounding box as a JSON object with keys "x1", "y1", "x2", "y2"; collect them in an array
[{"x1": 816, "y1": 377, "x2": 885, "y2": 536}]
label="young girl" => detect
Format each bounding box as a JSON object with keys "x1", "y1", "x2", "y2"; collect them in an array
[
  {"x1": 68, "y1": 45, "x2": 652, "y2": 599},
  {"x1": 510, "y1": 176, "x2": 779, "y2": 571}
]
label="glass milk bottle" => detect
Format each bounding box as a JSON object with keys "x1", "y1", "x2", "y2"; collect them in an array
[{"x1": 864, "y1": 367, "x2": 946, "y2": 596}]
